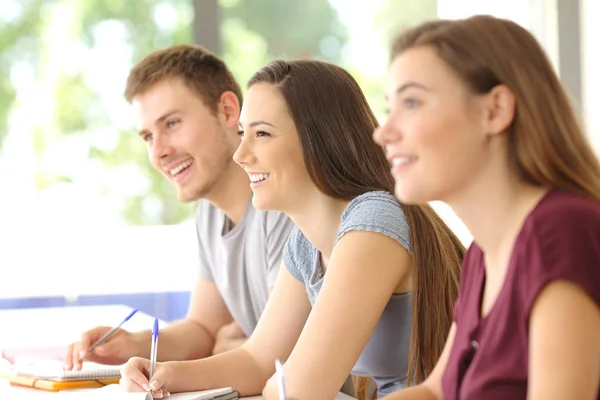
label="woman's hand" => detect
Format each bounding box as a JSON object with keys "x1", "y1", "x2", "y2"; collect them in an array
[{"x1": 119, "y1": 357, "x2": 174, "y2": 398}]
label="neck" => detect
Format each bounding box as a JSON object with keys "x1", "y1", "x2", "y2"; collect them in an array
[
  {"x1": 286, "y1": 191, "x2": 350, "y2": 264},
  {"x1": 447, "y1": 165, "x2": 547, "y2": 267},
  {"x1": 205, "y1": 161, "x2": 252, "y2": 225}
]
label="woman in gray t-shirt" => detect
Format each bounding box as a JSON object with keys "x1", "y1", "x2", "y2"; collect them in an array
[{"x1": 119, "y1": 60, "x2": 465, "y2": 399}]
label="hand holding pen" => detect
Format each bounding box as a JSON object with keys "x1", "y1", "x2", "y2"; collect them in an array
[
  {"x1": 118, "y1": 317, "x2": 171, "y2": 398},
  {"x1": 64, "y1": 308, "x2": 139, "y2": 370}
]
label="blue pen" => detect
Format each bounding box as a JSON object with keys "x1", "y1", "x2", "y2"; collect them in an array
[
  {"x1": 149, "y1": 318, "x2": 159, "y2": 382},
  {"x1": 275, "y1": 359, "x2": 287, "y2": 400},
  {"x1": 82, "y1": 308, "x2": 139, "y2": 359}
]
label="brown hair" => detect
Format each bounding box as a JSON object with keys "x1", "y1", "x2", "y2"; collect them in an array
[
  {"x1": 124, "y1": 44, "x2": 243, "y2": 114},
  {"x1": 249, "y1": 60, "x2": 464, "y2": 399},
  {"x1": 391, "y1": 15, "x2": 600, "y2": 203}
]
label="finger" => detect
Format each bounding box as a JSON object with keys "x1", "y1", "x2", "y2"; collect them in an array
[
  {"x1": 79, "y1": 329, "x2": 100, "y2": 358},
  {"x1": 71, "y1": 343, "x2": 83, "y2": 371},
  {"x1": 63, "y1": 344, "x2": 74, "y2": 370},
  {"x1": 152, "y1": 390, "x2": 166, "y2": 399},
  {"x1": 120, "y1": 358, "x2": 151, "y2": 392}
]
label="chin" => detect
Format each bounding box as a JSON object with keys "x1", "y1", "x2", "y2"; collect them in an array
[
  {"x1": 176, "y1": 186, "x2": 205, "y2": 203},
  {"x1": 394, "y1": 183, "x2": 434, "y2": 205},
  {"x1": 251, "y1": 193, "x2": 280, "y2": 211}
]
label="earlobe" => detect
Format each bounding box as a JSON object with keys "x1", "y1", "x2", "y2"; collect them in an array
[
  {"x1": 219, "y1": 91, "x2": 241, "y2": 128},
  {"x1": 486, "y1": 84, "x2": 516, "y2": 136}
]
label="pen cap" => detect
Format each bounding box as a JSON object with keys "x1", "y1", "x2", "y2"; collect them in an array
[{"x1": 152, "y1": 318, "x2": 159, "y2": 339}]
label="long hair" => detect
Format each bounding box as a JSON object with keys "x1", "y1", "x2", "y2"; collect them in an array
[
  {"x1": 249, "y1": 60, "x2": 464, "y2": 399},
  {"x1": 391, "y1": 16, "x2": 600, "y2": 203}
]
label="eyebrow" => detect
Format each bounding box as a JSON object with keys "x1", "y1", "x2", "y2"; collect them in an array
[
  {"x1": 395, "y1": 82, "x2": 430, "y2": 95},
  {"x1": 246, "y1": 120, "x2": 276, "y2": 129},
  {"x1": 138, "y1": 109, "x2": 181, "y2": 137}
]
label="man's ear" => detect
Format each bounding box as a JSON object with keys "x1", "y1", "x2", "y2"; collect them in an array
[
  {"x1": 218, "y1": 91, "x2": 241, "y2": 129},
  {"x1": 484, "y1": 84, "x2": 516, "y2": 137}
]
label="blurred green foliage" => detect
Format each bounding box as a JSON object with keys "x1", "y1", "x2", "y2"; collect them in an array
[{"x1": 0, "y1": 0, "x2": 435, "y2": 225}]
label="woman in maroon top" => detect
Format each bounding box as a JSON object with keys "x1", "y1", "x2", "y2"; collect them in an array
[{"x1": 373, "y1": 15, "x2": 600, "y2": 400}]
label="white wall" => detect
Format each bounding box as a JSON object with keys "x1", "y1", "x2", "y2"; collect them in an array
[
  {"x1": 0, "y1": 222, "x2": 199, "y2": 300},
  {"x1": 581, "y1": 0, "x2": 600, "y2": 153}
]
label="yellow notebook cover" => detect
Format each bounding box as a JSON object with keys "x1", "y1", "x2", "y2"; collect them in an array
[{"x1": 0, "y1": 371, "x2": 119, "y2": 391}]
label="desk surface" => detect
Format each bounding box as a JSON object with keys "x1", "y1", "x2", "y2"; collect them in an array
[
  {"x1": 0, "y1": 382, "x2": 355, "y2": 399},
  {"x1": 0, "y1": 306, "x2": 356, "y2": 399}
]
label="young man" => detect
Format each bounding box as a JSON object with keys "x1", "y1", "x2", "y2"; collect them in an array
[{"x1": 64, "y1": 44, "x2": 294, "y2": 369}]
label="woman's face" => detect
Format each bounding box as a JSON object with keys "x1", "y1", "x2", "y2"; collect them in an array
[
  {"x1": 374, "y1": 45, "x2": 496, "y2": 205},
  {"x1": 234, "y1": 83, "x2": 314, "y2": 212}
]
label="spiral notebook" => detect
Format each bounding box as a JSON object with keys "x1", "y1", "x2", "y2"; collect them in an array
[
  {"x1": 0, "y1": 356, "x2": 121, "y2": 391},
  {"x1": 11, "y1": 357, "x2": 121, "y2": 381}
]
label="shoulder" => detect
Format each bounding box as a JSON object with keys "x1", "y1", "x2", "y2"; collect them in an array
[
  {"x1": 529, "y1": 190, "x2": 600, "y2": 231},
  {"x1": 523, "y1": 190, "x2": 600, "y2": 253},
  {"x1": 518, "y1": 190, "x2": 600, "y2": 309},
  {"x1": 336, "y1": 191, "x2": 411, "y2": 252}
]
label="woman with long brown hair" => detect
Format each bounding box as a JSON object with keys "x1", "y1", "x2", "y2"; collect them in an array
[
  {"x1": 118, "y1": 59, "x2": 463, "y2": 399},
  {"x1": 375, "y1": 15, "x2": 600, "y2": 400}
]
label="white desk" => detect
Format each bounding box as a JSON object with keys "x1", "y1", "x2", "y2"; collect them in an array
[
  {"x1": 0, "y1": 382, "x2": 355, "y2": 399},
  {"x1": 0, "y1": 304, "x2": 162, "y2": 349}
]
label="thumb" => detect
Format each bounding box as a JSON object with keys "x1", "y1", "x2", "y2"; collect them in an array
[{"x1": 148, "y1": 364, "x2": 170, "y2": 392}]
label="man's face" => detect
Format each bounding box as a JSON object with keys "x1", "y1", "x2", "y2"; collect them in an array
[{"x1": 133, "y1": 78, "x2": 237, "y2": 202}]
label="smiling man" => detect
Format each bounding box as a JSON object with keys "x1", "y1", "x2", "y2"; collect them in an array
[{"x1": 63, "y1": 44, "x2": 295, "y2": 370}]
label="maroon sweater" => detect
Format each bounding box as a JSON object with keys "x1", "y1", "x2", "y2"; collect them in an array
[{"x1": 441, "y1": 190, "x2": 600, "y2": 399}]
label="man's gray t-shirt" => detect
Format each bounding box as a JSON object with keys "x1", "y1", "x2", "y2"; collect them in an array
[
  {"x1": 196, "y1": 198, "x2": 294, "y2": 337},
  {"x1": 283, "y1": 191, "x2": 413, "y2": 398}
]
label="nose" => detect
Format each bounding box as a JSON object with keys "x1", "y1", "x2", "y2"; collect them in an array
[
  {"x1": 373, "y1": 117, "x2": 402, "y2": 147},
  {"x1": 150, "y1": 133, "x2": 174, "y2": 163},
  {"x1": 233, "y1": 136, "x2": 256, "y2": 167}
]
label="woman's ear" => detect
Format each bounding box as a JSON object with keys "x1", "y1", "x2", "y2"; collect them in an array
[{"x1": 484, "y1": 84, "x2": 516, "y2": 137}]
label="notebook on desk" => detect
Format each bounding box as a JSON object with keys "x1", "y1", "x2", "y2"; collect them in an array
[
  {"x1": 0, "y1": 355, "x2": 120, "y2": 390},
  {"x1": 60, "y1": 384, "x2": 239, "y2": 399}
]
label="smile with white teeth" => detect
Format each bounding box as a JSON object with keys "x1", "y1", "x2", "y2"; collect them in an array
[
  {"x1": 169, "y1": 159, "x2": 193, "y2": 176},
  {"x1": 249, "y1": 173, "x2": 270, "y2": 183},
  {"x1": 392, "y1": 156, "x2": 416, "y2": 166}
]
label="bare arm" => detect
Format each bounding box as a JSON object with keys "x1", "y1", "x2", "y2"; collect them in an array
[
  {"x1": 262, "y1": 231, "x2": 412, "y2": 400},
  {"x1": 138, "y1": 277, "x2": 235, "y2": 361},
  {"x1": 382, "y1": 324, "x2": 455, "y2": 400},
  {"x1": 137, "y1": 267, "x2": 311, "y2": 395},
  {"x1": 528, "y1": 281, "x2": 600, "y2": 400}
]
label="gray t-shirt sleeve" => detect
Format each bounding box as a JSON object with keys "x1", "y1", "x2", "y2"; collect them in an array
[
  {"x1": 265, "y1": 210, "x2": 295, "y2": 288},
  {"x1": 283, "y1": 226, "x2": 306, "y2": 283},
  {"x1": 336, "y1": 191, "x2": 412, "y2": 253}
]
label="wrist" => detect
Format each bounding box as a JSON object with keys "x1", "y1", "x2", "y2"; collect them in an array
[
  {"x1": 131, "y1": 330, "x2": 152, "y2": 358},
  {"x1": 165, "y1": 360, "x2": 195, "y2": 393}
]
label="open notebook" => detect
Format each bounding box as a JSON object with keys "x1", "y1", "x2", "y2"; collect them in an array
[
  {"x1": 59, "y1": 384, "x2": 239, "y2": 399},
  {"x1": 0, "y1": 355, "x2": 121, "y2": 391},
  {"x1": 10, "y1": 357, "x2": 121, "y2": 381}
]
